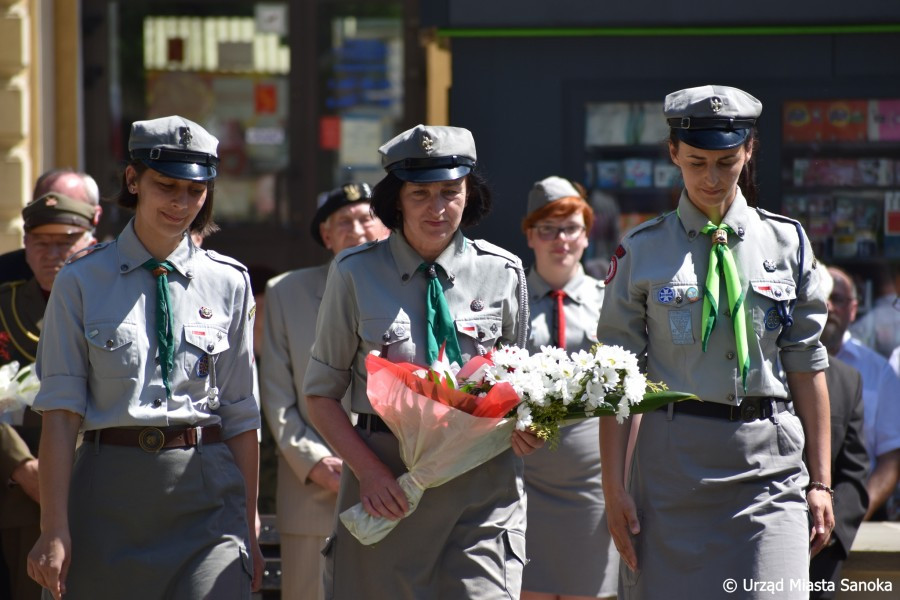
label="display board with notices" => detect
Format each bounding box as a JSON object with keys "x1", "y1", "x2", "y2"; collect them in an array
[{"x1": 781, "y1": 98, "x2": 900, "y2": 262}]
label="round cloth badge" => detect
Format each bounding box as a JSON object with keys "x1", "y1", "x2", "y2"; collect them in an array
[
  {"x1": 657, "y1": 286, "x2": 676, "y2": 304},
  {"x1": 604, "y1": 255, "x2": 618, "y2": 285},
  {"x1": 685, "y1": 286, "x2": 700, "y2": 303},
  {"x1": 764, "y1": 307, "x2": 782, "y2": 331}
]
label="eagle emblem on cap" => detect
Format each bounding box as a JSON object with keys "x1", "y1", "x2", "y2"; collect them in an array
[
  {"x1": 344, "y1": 183, "x2": 362, "y2": 201},
  {"x1": 179, "y1": 127, "x2": 193, "y2": 148},
  {"x1": 421, "y1": 133, "x2": 434, "y2": 154},
  {"x1": 44, "y1": 196, "x2": 58, "y2": 207},
  {"x1": 710, "y1": 96, "x2": 724, "y2": 113}
]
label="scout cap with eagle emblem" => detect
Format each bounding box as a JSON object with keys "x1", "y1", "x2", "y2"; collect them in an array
[
  {"x1": 310, "y1": 183, "x2": 374, "y2": 246},
  {"x1": 526, "y1": 176, "x2": 582, "y2": 215},
  {"x1": 379, "y1": 124, "x2": 477, "y2": 182},
  {"x1": 23, "y1": 192, "x2": 96, "y2": 234},
  {"x1": 664, "y1": 85, "x2": 762, "y2": 150},
  {"x1": 128, "y1": 115, "x2": 219, "y2": 181}
]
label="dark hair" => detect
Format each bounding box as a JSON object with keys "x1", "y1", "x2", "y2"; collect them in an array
[
  {"x1": 668, "y1": 129, "x2": 759, "y2": 207},
  {"x1": 371, "y1": 170, "x2": 493, "y2": 231},
  {"x1": 116, "y1": 160, "x2": 219, "y2": 236}
]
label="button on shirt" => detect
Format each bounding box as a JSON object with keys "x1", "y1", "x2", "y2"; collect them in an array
[
  {"x1": 33, "y1": 219, "x2": 259, "y2": 439},
  {"x1": 597, "y1": 189, "x2": 828, "y2": 404},
  {"x1": 303, "y1": 231, "x2": 523, "y2": 414},
  {"x1": 527, "y1": 265, "x2": 604, "y2": 352},
  {"x1": 837, "y1": 332, "x2": 900, "y2": 462}
]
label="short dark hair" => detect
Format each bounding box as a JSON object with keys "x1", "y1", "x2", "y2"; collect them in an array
[
  {"x1": 116, "y1": 160, "x2": 219, "y2": 236},
  {"x1": 371, "y1": 170, "x2": 493, "y2": 231}
]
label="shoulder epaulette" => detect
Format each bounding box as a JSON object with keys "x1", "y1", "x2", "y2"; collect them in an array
[
  {"x1": 64, "y1": 241, "x2": 112, "y2": 265},
  {"x1": 471, "y1": 239, "x2": 523, "y2": 266},
  {"x1": 335, "y1": 239, "x2": 382, "y2": 263},
  {"x1": 204, "y1": 249, "x2": 248, "y2": 272},
  {"x1": 624, "y1": 211, "x2": 671, "y2": 239},
  {"x1": 754, "y1": 207, "x2": 801, "y2": 227}
]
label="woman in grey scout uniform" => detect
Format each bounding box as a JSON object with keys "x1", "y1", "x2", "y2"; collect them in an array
[
  {"x1": 520, "y1": 177, "x2": 618, "y2": 600},
  {"x1": 304, "y1": 124, "x2": 544, "y2": 600},
  {"x1": 27, "y1": 116, "x2": 264, "y2": 600},
  {"x1": 597, "y1": 86, "x2": 834, "y2": 600}
]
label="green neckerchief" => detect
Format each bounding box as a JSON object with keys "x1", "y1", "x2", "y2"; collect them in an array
[
  {"x1": 418, "y1": 262, "x2": 462, "y2": 365},
  {"x1": 143, "y1": 258, "x2": 176, "y2": 397},
  {"x1": 699, "y1": 222, "x2": 750, "y2": 390}
]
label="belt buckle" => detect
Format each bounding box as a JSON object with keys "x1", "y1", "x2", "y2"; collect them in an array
[
  {"x1": 740, "y1": 400, "x2": 759, "y2": 422},
  {"x1": 138, "y1": 427, "x2": 166, "y2": 452}
]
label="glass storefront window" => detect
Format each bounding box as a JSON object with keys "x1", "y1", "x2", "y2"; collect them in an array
[{"x1": 138, "y1": 7, "x2": 290, "y2": 222}]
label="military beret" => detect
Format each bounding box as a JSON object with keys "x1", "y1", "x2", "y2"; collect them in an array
[
  {"x1": 379, "y1": 125, "x2": 476, "y2": 183},
  {"x1": 310, "y1": 183, "x2": 373, "y2": 246},
  {"x1": 129, "y1": 115, "x2": 219, "y2": 181},
  {"x1": 23, "y1": 192, "x2": 95, "y2": 232},
  {"x1": 664, "y1": 85, "x2": 762, "y2": 150},
  {"x1": 526, "y1": 176, "x2": 583, "y2": 215}
]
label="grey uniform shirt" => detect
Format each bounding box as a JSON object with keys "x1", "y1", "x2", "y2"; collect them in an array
[
  {"x1": 527, "y1": 264, "x2": 604, "y2": 351},
  {"x1": 303, "y1": 230, "x2": 524, "y2": 413},
  {"x1": 597, "y1": 189, "x2": 828, "y2": 405},
  {"x1": 33, "y1": 219, "x2": 260, "y2": 440}
]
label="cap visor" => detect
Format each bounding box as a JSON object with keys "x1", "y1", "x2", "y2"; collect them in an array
[
  {"x1": 675, "y1": 128, "x2": 750, "y2": 150},
  {"x1": 141, "y1": 159, "x2": 217, "y2": 181},
  {"x1": 391, "y1": 165, "x2": 472, "y2": 183}
]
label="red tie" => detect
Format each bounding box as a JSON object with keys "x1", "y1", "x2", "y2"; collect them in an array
[{"x1": 550, "y1": 289, "x2": 567, "y2": 349}]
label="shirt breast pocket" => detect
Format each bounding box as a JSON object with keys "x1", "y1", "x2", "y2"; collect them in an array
[
  {"x1": 456, "y1": 311, "x2": 503, "y2": 357},
  {"x1": 182, "y1": 323, "x2": 230, "y2": 378},
  {"x1": 360, "y1": 317, "x2": 415, "y2": 363},
  {"x1": 648, "y1": 283, "x2": 702, "y2": 345},
  {"x1": 748, "y1": 279, "x2": 796, "y2": 340},
  {"x1": 84, "y1": 321, "x2": 138, "y2": 379}
]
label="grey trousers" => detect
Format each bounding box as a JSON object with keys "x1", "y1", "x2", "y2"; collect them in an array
[{"x1": 44, "y1": 440, "x2": 252, "y2": 600}]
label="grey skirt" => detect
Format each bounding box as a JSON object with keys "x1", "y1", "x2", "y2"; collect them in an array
[
  {"x1": 323, "y1": 428, "x2": 527, "y2": 600},
  {"x1": 523, "y1": 418, "x2": 619, "y2": 596},
  {"x1": 622, "y1": 409, "x2": 810, "y2": 600},
  {"x1": 47, "y1": 439, "x2": 253, "y2": 600}
]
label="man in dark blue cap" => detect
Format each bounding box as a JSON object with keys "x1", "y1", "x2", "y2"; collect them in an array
[{"x1": 261, "y1": 183, "x2": 387, "y2": 600}]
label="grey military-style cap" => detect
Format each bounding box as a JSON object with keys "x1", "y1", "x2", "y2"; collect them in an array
[
  {"x1": 379, "y1": 124, "x2": 477, "y2": 183},
  {"x1": 664, "y1": 85, "x2": 762, "y2": 150},
  {"x1": 129, "y1": 115, "x2": 219, "y2": 181},
  {"x1": 526, "y1": 176, "x2": 582, "y2": 215}
]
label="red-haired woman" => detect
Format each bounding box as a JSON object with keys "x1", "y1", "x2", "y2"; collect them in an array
[{"x1": 521, "y1": 176, "x2": 618, "y2": 600}]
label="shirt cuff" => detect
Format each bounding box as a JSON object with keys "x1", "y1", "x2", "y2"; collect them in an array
[
  {"x1": 218, "y1": 395, "x2": 262, "y2": 440},
  {"x1": 781, "y1": 345, "x2": 829, "y2": 373},
  {"x1": 31, "y1": 375, "x2": 87, "y2": 416},
  {"x1": 302, "y1": 357, "x2": 351, "y2": 400}
]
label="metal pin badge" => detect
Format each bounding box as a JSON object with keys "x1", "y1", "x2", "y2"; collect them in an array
[
  {"x1": 470, "y1": 299, "x2": 485, "y2": 312},
  {"x1": 763, "y1": 260, "x2": 776, "y2": 272},
  {"x1": 199, "y1": 306, "x2": 213, "y2": 319}
]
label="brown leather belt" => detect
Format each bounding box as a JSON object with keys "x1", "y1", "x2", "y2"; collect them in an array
[
  {"x1": 658, "y1": 398, "x2": 791, "y2": 422},
  {"x1": 83, "y1": 425, "x2": 223, "y2": 452}
]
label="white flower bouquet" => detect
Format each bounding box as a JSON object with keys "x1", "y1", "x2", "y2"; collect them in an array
[
  {"x1": 0, "y1": 361, "x2": 40, "y2": 425},
  {"x1": 339, "y1": 344, "x2": 693, "y2": 545}
]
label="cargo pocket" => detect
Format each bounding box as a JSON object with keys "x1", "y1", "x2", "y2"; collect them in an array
[
  {"x1": 456, "y1": 311, "x2": 503, "y2": 357},
  {"x1": 182, "y1": 323, "x2": 230, "y2": 378},
  {"x1": 776, "y1": 411, "x2": 806, "y2": 457},
  {"x1": 749, "y1": 279, "x2": 796, "y2": 340},
  {"x1": 360, "y1": 314, "x2": 414, "y2": 362},
  {"x1": 84, "y1": 321, "x2": 137, "y2": 379},
  {"x1": 503, "y1": 530, "x2": 527, "y2": 599}
]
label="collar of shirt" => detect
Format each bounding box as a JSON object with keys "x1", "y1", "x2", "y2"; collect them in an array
[
  {"x1": 527, "y1": 264, "x2": 587, "y2": 305},
  {"x1": 115, "y1": 218, "x2": 197, "y2": 278},
  {"x1": 389, "y1": 229, "x2": 467, "y2": 285},
  {"x1": 676, "y1": 188, "x2": 750, "y2": 242}
]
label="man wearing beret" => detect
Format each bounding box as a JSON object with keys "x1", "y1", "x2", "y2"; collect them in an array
[
  {"x1": 0, "y1": 191, "x2": 97, "y2": 599},
  {"x1": 260, "y1": 184, "x2": 388, "y2": 600}
]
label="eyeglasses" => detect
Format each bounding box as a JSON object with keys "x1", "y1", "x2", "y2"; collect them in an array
[{"x1": 532, "y1": 224, "x2": 586, "y2": 241}]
